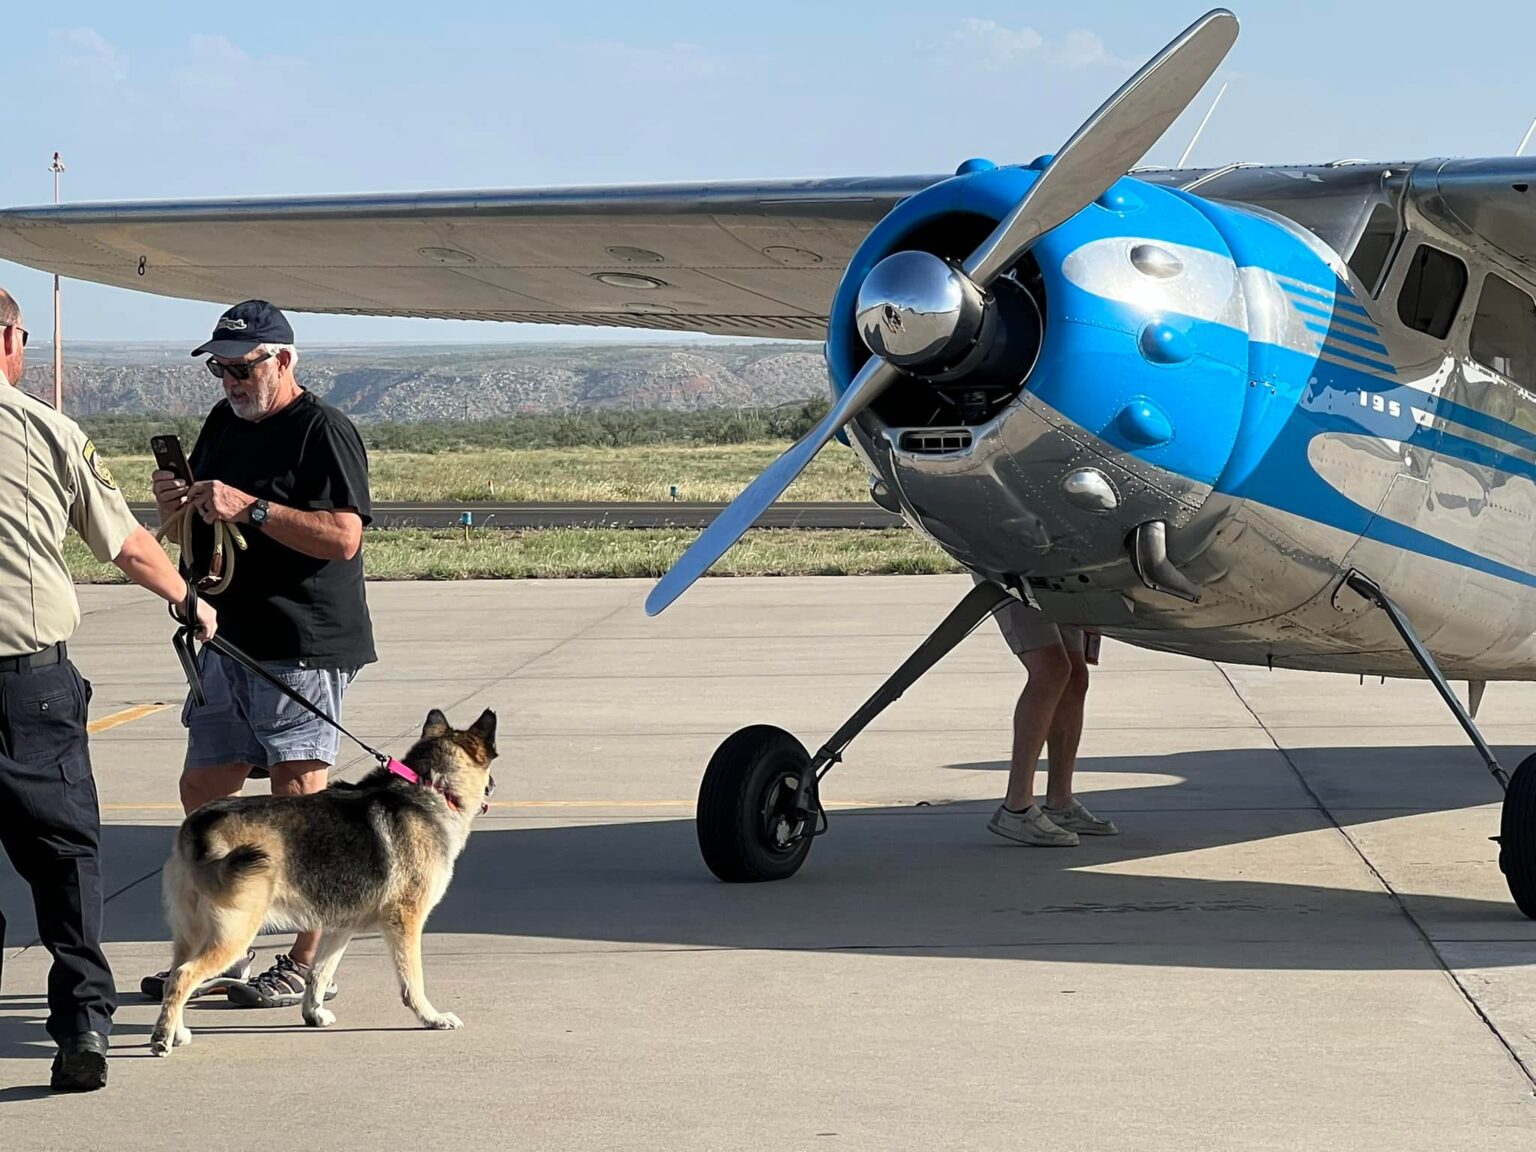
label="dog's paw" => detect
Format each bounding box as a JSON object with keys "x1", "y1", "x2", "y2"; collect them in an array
[
  {"x1": 304, "y1": 1008, "x2": 337, "y2": 1028},
  {"x1": 174, "y1": 1026, "x2": 192, "y2": 1048},
  {"x1": 423, "y1": 1012, "x2": 463, "y2": 1031},
  {"x1": 150, "y1": 1033, "x2": 172, "y2": 1057}
]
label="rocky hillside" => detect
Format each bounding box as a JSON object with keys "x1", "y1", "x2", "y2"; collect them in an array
[{"x1": 26, "y1": 342, "x2": 828, "y2": 420}]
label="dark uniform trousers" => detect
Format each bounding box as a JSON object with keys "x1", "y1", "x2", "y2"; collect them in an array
[{"x1": 0, "y1": 643, "x2": 116, "y2": 1041}]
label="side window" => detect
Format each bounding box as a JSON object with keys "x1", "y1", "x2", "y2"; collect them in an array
[
  {"x1": 1347, "y1": 202, "x2": 1399, "y2": 294},
  {"x1": 1470, "y1": 273, "x2": 1536, "y2": 389},
  {"x1": 1397, "y1": 244, "x2": 1467, "y2": 339}
]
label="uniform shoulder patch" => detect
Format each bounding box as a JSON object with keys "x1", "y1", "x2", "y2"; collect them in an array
[{"x1": 83, "y1": 439, "x2": 117, "y2": 490}]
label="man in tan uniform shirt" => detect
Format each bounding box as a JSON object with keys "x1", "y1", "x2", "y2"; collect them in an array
[{"x1": 0, "y1": 286, "x2": 215, "y2": 1092}]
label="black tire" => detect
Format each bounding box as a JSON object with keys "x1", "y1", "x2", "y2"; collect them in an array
[
  {"x1": 697, "y1": 725, "x2": 816, "y2": 883},
  {"x1": 1501, "y1": 752, "x2": 1536, "y2": 919}
]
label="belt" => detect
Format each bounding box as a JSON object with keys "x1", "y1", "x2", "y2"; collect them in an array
[{"x1": 0, "y1": 642, "x2": 66, "y2": 674}]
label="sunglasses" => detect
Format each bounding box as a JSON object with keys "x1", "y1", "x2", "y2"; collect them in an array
[
  {"x1": 205, "y1": 352, "x2": 272, "y2": 381},
  {"x1": 3, "y1": 323, "x2": 25, "y2": 348}
]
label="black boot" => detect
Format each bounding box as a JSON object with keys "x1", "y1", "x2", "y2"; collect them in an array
[{"x1": 50, "y1": 1031, "x2": 108, "y2": 1092}]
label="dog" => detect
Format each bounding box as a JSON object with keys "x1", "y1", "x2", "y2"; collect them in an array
[{"x1": 150, "y1": 707, "x2": 498, "y2": 1056}]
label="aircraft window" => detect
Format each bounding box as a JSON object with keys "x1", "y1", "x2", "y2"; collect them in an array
[
  {"x1": 1396, "y1": 244, "x2": 1467, "y2": 339},
  {"x1": 1470, "y1": 273, "x2": 1536, "y2": 388},
  {"x1": 1346, "y1": 202, "x2": 1399, "y2": 294}
]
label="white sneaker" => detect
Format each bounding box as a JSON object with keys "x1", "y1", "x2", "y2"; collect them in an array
[
  {"x1": 1042, "y1": 798, "x2": 1119, "y2": 836},
  {"x1": 987, "y1": 803, "x2": 1079, "y2": 846}
]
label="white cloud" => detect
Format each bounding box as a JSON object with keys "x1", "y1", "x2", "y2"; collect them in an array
[
  {"x1": 935, "y1": 19, "x2": 1131, "y2": 73},
  {"x1": 1058, "y1": 30, "x2": 1134, "y2": 70},
  {"x1": 49, "y1": 27, "x2": 128, "y2": 84},
  {"x1": 940, "y1": 18, "x2": 1043, "y2": 71},
  {"x1": 174, "y1": 34, "x2": 307, "y2": 99}
]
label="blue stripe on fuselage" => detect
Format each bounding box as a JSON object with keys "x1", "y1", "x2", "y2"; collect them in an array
[
  {"x1": 1279, "y1": 277, "x2": 1371, "y2": 316},
  {"x1": 1304, "y1": 322, "x2": 1391, "y2": 357},
  {"x1": 1224, "y1": 336, "x2": 1536, "y2": 589},
  {"x1": 1292, "y1": 300, "x2": 1380, "y2": 335},
  {"x1": 1317, "y1": 343, "x2": 1399, "y2": 376},
  {"x1": 1165, "y1": 188, "x2": 1536, "y2": 589}
]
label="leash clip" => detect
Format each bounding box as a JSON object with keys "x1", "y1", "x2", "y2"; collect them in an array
[{"x1": 170, "y1": 583, "x2": 206, "y2": 708}]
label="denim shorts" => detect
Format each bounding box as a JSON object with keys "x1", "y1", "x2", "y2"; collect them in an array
[{"x1": 182, "y1": 648, "x2": 359, "y2": 774}]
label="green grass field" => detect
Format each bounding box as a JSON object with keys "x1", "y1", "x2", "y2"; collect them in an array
[
  {"x1": 103, "y1": 443, "x2": 871, "y2": 504},
  {"x1": 79, "y1": 438, "x2": 945, "y2": 583},
  {"x1": 66, "y1": 527, "x2": 959, "y2": 583}
]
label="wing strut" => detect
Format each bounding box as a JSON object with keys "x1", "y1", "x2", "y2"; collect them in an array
[{"x1": 1340, "y1": 570, "x2": 1506, "y2": 790}]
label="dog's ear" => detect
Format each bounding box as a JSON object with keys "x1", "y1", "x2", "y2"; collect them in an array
[
  {"x1": 422, "y1": 709, "x2": 451, "y2": 740},
  {"x1": 469, "y1": 708, "x2": 497, "y2": 754}
]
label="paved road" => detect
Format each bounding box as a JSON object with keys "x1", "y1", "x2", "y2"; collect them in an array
[
  {"x1": 3, "y1": 577, "x2": 1534, "y2": 1148},
  {"x1": 129, "y1": 501, "x2": 903, "y2": 529}
]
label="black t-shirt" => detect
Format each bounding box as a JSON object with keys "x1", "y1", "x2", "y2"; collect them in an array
[{"x1": 185, "y1": 391, "x2": 376, "y2": 668}]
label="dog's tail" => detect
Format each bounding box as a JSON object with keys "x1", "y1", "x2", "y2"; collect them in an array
[{"x1": 179, "y1": 808, "x2": 273, "y2": 897}]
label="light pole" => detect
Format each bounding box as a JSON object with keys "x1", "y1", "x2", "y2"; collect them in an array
[{"x1": 50, "y1": 152, "x2": 64, "y2": 412}]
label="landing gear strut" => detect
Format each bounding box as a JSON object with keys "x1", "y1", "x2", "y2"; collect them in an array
[
  {"x1": 1342, "y1": 571, "x2": 1536, "y2": 918},
  {"x1": 695, "y1": 580, "x2": 1016, "y2": 882}
]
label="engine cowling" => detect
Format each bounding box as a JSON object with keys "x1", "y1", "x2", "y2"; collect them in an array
[{"x1": 825, "y1": 161, "x2": 1254, "y2": 591}]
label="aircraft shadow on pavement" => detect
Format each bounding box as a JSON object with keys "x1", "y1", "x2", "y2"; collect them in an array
[{"x1": 0, "y1": 746, "x2": 1530, "y2": 990}]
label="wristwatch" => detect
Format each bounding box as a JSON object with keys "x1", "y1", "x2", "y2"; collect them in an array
[{"x1": 249, "y1": 499, "x2": 270, "y2": 527}]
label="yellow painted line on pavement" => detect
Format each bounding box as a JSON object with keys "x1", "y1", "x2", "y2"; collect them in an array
[{"x1": 89, "y1": 703, "x2": 172, "y2": 734}]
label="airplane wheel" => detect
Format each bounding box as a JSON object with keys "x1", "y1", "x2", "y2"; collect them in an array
[
  {"x1": 1501, "y1": 753, "x2": 1536, "y2": 919},
  {"x1": 697, "y1": 725, "x2": 816, "y2": 883}
]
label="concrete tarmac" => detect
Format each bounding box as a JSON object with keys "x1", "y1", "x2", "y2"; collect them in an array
[{"x1": 2, "y1": 576, "x2": 1534, "y2": 1149}]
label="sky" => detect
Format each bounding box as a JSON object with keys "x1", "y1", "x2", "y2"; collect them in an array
[{"x1": 4, "y1": 0, "x2": 1535, "y2": 345}]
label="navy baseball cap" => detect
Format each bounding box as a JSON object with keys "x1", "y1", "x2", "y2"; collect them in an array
[{"x1": 191, "y1": 300, "x2": 295, "y2": 358}]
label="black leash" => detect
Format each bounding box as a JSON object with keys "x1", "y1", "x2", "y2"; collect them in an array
[{"x1": 170, "y1": 585, "x2": 390, "y2": 771}]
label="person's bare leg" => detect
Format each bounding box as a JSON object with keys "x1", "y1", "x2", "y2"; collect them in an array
[
  {"x1": 1003, "y1": 644, "x2": 1070, "y2": 812},
  {"x1": 1044, "y1": 652, "x2": 1090, "y2": 809},
  {"x1": 268, "y1": 760, "x2": 328, "y2": 967},
  {"x1": 178, "y1": 762, "x2": 253, "y2": 815}
]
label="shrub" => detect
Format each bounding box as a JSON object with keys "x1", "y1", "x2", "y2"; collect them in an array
[{"x1": 80, "y1": 399, "x2": 833, "y2": 456}]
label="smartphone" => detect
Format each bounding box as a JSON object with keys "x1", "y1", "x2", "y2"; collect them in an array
[
  {"x1": 151, "y1": 434, "x2": 192, "y2": 483},
  {"x1": 1084, "y1": 631, "x2": 1102, "y2": 667}
]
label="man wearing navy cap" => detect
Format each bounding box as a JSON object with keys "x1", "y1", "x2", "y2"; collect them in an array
[{"x1": 144, "y1": 300, "x2": 377, "y2": 1010}]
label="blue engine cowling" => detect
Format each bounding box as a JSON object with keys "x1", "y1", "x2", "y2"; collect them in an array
[{"x1": 823, "y1": 161, "x2": 1331, "y2": 590}]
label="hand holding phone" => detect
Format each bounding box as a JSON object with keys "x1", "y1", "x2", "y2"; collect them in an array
[
  {"x1": 151, "y1": 434, "x2": 191, "y2": 482},
  {"x1": 151, "y1": 434, "x2": 193, "y2": 511}
]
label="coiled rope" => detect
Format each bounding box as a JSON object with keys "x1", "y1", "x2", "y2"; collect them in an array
[{"x1": 156, "y1": 498, "x2": 248, "y2": 596}]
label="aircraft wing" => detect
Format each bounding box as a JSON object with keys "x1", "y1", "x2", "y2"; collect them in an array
[
  {"x1": 0, "y1": 176, "x2": 943, "y2": 340},
  {"x1": 1415, "y1": 158, "x2": 1536, "y2": 268}
]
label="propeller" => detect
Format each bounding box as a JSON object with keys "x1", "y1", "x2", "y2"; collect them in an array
[{"x1": 643, "y1": 8, "x2": 1239, "y2": 617}]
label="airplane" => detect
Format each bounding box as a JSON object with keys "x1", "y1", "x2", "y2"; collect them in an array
[{"x1": 4, "y1": 9, "x2": 1535, "y2": 916}]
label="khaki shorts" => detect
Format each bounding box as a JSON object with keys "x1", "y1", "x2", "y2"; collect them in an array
[{"x1": 972, "y1": 574, "x2": 1085, "y2": 657}]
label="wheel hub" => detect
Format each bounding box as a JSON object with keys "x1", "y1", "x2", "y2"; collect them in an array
[{"x1": 762, "y1": 773, "x2": 805, "y2": 854}]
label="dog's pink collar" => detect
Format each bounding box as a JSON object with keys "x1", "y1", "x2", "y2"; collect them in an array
[
  {"x1": 386, "y1": 757, "x2": 424, "y2": 785},
  {"x1": 386, "y1": 757, "x2": 485, "y2": 814},
  {"x1": 384, "y1": 761, "x2": 454, "y2": 817}
]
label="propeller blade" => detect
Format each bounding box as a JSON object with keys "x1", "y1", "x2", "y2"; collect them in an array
[
  {"x1": 645, "y1": 9, "x2": 1238, "y2": 615},
  {"x1": 644, "y1": 356, "x2": 900, "y2": 616},
  {"x1": 964, "y1": 8, "x2": 1239, "y2": 286}
]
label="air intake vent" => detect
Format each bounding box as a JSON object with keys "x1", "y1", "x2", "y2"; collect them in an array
[{"x1": 899, "y1": 429, "x2": 973, "y2": 454}]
